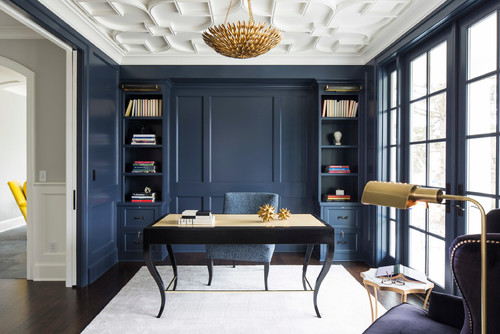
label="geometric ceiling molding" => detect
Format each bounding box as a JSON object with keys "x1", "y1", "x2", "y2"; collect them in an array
[{"x1": 36, "y1": 0, "x2": 447, "y2": 65}]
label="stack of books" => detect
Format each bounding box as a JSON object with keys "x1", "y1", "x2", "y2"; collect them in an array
[
  {"x1": 131, "y1": 192, "x2": 156, "y2": 203},
  {"x1": 178, "y1": 210, "x2": 215, "y2": 225},
  {"x1": 131, "y1": 134, "x2": 156, "y2": 145},
  {"x1": 131, "y1": 161, "x2": 156, "y2": 173},
  {"x1": 322, "y1": 194, "x2": 351, "y2": 202},
  {"x1": 325, "y1": 165, "x2": 350, "y2": 173}
]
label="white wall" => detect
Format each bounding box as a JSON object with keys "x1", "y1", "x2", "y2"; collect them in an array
[
  {"x1": 0, "y1": 89, "x2": 26, "y2": 222},
  {"x1": 0, "y1": 39, "x2": 65, "y2": 182},
  {"x1": 0, "y1": 39, "x2": 66, "y2": 280}
]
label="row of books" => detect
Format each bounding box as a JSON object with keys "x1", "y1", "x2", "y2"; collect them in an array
[
  {"x1": 132, "y1": 160, "x2": 157, "y2": 174},
  {"x1": 131, "y1": 134, "x2": 156, "y2": 145},
  {"x1": 124, "y1": 99, "x2": 162, "y2": 117},
  {"x1": 324, "y1": 165, "x2": 350, "y2": 173},
  {"x1": 131, "y1": 192, "x2": 156, "y2": 203},
  {"x1": 322, "y1": 99, "x2": 358, "y2": 118},
  {"x1": 322, "y1": 194, "x2": 351, "y2": 202},
  {"x1": 178, "y1": 210, "x2": 214, "y2": 225}
]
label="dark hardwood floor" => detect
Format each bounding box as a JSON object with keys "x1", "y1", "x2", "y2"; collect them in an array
[{"x1": 0, "y1": 253, "x2": 424, "y2": 334}]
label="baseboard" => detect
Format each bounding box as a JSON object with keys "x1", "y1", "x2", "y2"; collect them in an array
[
  {"x1": 0, "y1": 216, "x2": 25, "y2": 233},
  {"x1": 32, "y1": 263, "x2": 65, "y2": 281}
]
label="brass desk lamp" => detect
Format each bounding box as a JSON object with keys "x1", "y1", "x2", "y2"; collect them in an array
[{"x1": 361, "y1": 181, "x2": 487, "y2": 334}]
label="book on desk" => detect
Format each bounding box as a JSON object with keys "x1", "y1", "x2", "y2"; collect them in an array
[
  {"x1": 376, "y1": 264, "x2": 428, "y2": 283},
  {"x1": 178, "y1": 210, "x2": 215, "y2": 225}
]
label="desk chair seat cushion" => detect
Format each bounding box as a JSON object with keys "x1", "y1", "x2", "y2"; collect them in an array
[
  {"x1": 205, "y1": 244, "x2": 275, "y2": 263},
  {"x1": 363, "y1": 303, "x2": 460, "y2": 334}
]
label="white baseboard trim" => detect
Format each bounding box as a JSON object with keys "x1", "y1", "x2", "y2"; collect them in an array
[
  {"x1": 0, "y1": 216, "x2": 25, "y2": 233},
  {"x1": 32, "y1": 263, "x2": 66, "y2": 281}
]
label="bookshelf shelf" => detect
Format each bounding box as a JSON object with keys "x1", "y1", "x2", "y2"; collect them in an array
[
  {"x1": 124, "y1": 144, "x2": 163, "y2": 148},
  {"x1": 320, "y1": 173, "x2": 358, "y2": 177},
  {"x1": 124, "y1": 173, "x2": 163, "y2": 176}
]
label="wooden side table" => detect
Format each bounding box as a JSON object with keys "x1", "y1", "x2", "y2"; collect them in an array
[{"x1": 360, "y1": 268, "x2": 434, "y2": 322}]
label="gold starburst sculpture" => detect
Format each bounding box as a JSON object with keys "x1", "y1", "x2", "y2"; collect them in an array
[
  {"x1": 202, "y1": 0, "x2": 282, "y2": 59},
  {"x1": 277, "y1": 208, "x2": 291, "y2": 220},
  {"x1": 257, "y1": 203, "x2": 276, "y2": 222}
]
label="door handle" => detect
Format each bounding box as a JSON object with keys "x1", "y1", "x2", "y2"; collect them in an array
[{"x1": 134, "y1": 216, "x2": 145, "y2": 220}]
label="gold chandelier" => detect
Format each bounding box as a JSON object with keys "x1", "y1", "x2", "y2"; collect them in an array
[{"x1": 202, "y1": 0, "x2": 282, "y2": 59}]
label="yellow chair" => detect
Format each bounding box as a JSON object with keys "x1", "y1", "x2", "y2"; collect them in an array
[{"x1": 7, "y1": 180, "x2": 27, "y2": 222}]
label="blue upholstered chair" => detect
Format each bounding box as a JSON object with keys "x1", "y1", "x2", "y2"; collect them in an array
[
  {"x1": 205, "y1": 192, "x2": 279, "y2": 290},
  {"x1": 363, "y1": 209, "x2": 500, "y2": 334}
]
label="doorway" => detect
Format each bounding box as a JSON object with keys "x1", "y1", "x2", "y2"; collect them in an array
[
  {"x1": 0, "y1": 65, "x2": 26, "y2": 278},
  {"x1": 0, "y1": 3, "x2": 77, "y2": 286}
]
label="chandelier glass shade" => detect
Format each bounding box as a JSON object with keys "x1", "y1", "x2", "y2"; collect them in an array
[{"x1": 202, "y1": 0, "x2": 282, "y2": 59}]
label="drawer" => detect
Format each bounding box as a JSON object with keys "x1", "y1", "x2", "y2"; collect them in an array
[
  {"x1": 123, "y1": 208, "x2": 156, "y2": 228},
  {"x1": 335, "y1": 230, "x2": 358, "y2": 253},
  {"x1": 322, "y1": 207, "x2": 358, "y2": 228},
  {"x1": 124, "y1": 231, "x2": 143, "y2": 252}
]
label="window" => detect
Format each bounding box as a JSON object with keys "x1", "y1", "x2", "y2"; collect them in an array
[
  {"x1": 377, "y1": 3, "x2": 500, "y2": 294},
  {"x1": 465, "y1": 12, "x2": 499, "y2": 234},
  {"x1": 408, "y1": 41, "x2": 448, "y2": 288}
]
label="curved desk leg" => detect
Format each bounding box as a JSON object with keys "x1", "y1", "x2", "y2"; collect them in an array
[
  {"x1": 423, "y1": 288, "x2": 433, "y2": 310},
  {"x1": 302, "y1": 244, "x2": 314, "y2": 290},
  {"x1": 144, "y1": 243, "x2": 166, "y2": 318},
  {"x1": 364, "y1": 284, "x2": 375, "y2": 322},
  {"x1": 166, "y1": 244, "x2": 177, "y2": 290},
  {"x1": 313, "y1": 241, "x2": 334, "y2": 318}
]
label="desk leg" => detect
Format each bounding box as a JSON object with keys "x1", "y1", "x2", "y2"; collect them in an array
[
  {"x1": 166, "y1": 244, "x2": 177, "y2": 290},
  {"x1": 144, "y1": 242, "x2": 166, "y2": 318},
  {"x1": 313, "y1": 241, "x2": 334, "y2": 318},
  {"x1": 302, "y1": 244, "x2": 313, "y2": 290}
]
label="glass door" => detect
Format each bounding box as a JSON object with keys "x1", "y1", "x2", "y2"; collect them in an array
[
  {"x1": 463, "y1": 12, "x2": 499, "y2": 234},
  {"x1": 407, "y1": 40, "x2": 448, "y2": 288}
]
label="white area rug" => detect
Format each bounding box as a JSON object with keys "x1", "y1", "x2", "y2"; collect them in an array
[{"x1": 82, "y1": 265, "x2": 384, "y2": 334}]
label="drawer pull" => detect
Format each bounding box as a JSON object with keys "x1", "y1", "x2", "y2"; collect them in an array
[
  {"x1": 134, "y1": 216, "x2": 145, "y2": 220},
  {"x1": 341, "y1": 231, "x2": 344, "y2": 238},
  {"x1": 337, "y1": 216, "x2": 349, "y2": 220},
  {"x1": 337, "y1": 241, "x2": 347, "y2": 245},
  {"x1": 134, "y1": 231, "x2": 142, "y2": 245}
]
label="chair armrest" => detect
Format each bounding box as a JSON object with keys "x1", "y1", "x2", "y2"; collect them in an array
[{"x1": 427, "y1": 291, "x2": 464, "y2": 329}]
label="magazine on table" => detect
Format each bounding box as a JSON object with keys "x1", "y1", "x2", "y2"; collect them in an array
[{"x1": 376, "y1": 264, "x2": 427, "y2": 283}]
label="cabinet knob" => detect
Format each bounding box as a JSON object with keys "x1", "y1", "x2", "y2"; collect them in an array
[
  {"x1": 134, "y1": 216, "x2": 145, "y2": 220},
  {"x1": 337, "y1": 216, "x2": 349, "y2": 220}
]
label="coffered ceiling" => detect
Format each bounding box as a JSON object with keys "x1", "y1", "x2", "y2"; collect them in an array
[{"x1": 36, "y1": 0, "x2": 447, "y2": 65}]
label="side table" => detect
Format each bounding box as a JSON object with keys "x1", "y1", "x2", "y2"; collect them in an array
[{"x1": 360, "y1": 268, "x2": 434, "y2": 322}]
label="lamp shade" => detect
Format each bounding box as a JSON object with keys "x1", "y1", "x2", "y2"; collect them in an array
[{"x1": 361, "y1": 181, "x2": 443, "y2": 209}]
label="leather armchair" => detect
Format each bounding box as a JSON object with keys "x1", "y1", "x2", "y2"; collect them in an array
[
  {"x1": 364, "y1": 209, "x2": 500, "y2": 333},
  {"x1": 205, "y1": 192, "x2": 279, "y2": 290}
]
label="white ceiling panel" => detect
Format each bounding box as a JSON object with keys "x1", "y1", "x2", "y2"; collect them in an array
[{"x1": 34, "y1": 0, "x2": 447, "y2": 65}]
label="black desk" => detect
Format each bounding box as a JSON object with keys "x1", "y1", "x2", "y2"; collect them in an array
[{"x1": 143, "y1": 214, "x2": 335, "y2": 318}]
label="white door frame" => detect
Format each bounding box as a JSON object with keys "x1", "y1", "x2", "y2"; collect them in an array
[{"x1": 0, "y1": 1, "x2": 77, "y2": 286}]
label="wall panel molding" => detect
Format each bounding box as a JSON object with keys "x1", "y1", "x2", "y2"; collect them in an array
[{"x1": 30, "y1": 182, "x2": 66, "y2": 281}]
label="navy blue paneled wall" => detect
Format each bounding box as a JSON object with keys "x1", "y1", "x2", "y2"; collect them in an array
[{"x1": 171, "y1": 85, "x2": 314, "y2": 215}]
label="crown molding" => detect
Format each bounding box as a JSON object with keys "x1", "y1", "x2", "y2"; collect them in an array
[
  {"x1": 37, "y1": 0, "x2": 124, "y2": 63},
  {"x1": 360, "y1": 0, "x2": 446, "y2": 63},
  {"x1": 119, "y1": 54, "x2": 365, "y2": 66}
]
